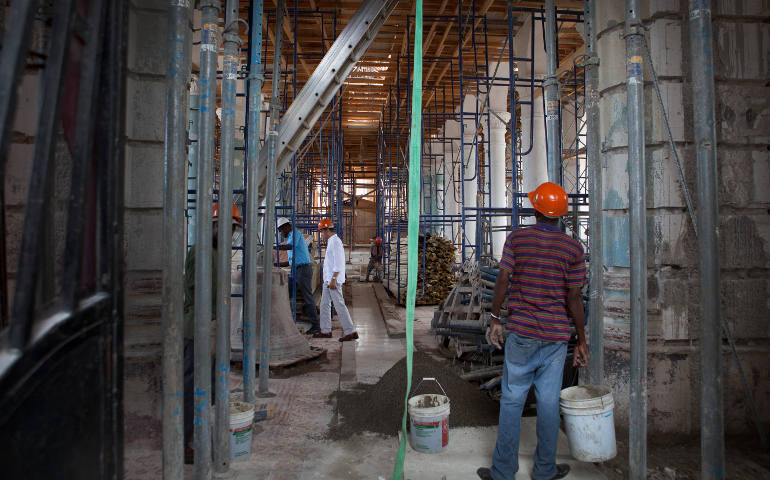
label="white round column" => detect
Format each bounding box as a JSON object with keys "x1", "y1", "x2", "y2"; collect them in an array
[
  {"x1": 462, "y1": 127, "x2": 478, "y2": 255},
  {"x1": 488, "y1": 111, "x2": 511, "y2": 259},
  {"x1": 517, "y1": 87, "x2": 548, "y2": 224}
]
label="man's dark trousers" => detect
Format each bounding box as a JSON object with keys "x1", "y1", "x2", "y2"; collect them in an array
[{"x1": 295, "y1": 263, "x2": 319, "y2": 329}]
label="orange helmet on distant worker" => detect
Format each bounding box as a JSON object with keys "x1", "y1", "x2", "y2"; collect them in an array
[
  {"x1": 528, "y1": 182, "x2": 568, "y2": 218},
  {"x1": 318, "y1": 217, "x2": 334, "y2": 230},
  {"x1": 213, "y1": 203, "x2": 242, "y2": 223},
  {"x1": 375, "y1": 237, "x2": 382, "y2": 244}
]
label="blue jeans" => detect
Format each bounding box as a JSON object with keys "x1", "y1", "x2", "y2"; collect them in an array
[{"x1": 491, "y1": 333, "x2": 567, "y2": 480}]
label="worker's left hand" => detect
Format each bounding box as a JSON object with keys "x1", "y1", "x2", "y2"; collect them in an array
[
  {"x1": 328, "y1": 278, "x2": 337, "y2": 290},
  {"x1": 573, "y1": 339, "x2": 588, "y2": 367},
  {"x1": 488, "y1": 320, "x2": 505, "y2": 350}
]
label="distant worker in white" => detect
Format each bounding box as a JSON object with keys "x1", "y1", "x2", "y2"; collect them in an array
[{"x1": 314, "y1": 217, "x2": 358, "y2": 341}]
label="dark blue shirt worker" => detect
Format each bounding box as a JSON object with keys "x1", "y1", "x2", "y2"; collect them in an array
[{"x1": 276, "y1": 217, "x2": 320, "y2": 334}]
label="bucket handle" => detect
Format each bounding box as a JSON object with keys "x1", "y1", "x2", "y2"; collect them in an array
[{"x1": 410, "y1": 377, "x2": 448, "y2": 398}]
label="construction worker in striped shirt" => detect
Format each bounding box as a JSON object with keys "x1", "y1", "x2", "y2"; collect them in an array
[{"x1": 478, "y1": 182, "x2": 588, "y2": 480}]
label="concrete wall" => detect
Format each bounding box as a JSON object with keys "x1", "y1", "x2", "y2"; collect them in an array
[
  {"x1": 123, "y1": 0, "x2": 171, "y2": 448},
  {"x1": 352, "y1": 198, "x2": 377, "y2": 244},
  {"x1": 3, "y1": 10, "x2": 75, "y2": 315},
  {"x1": 596, "y1": 0, "x2": 770, "y2": 435}
]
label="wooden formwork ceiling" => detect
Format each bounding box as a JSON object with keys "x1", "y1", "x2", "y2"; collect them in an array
[{"x1": 237, "y1": 0, "x2": 585, "y2": 175}]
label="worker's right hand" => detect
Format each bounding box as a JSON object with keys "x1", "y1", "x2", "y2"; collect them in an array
[
  {"x1": 573, "y1": 339, "x2": 588, "y2": 367},
  {"x1": 488, "y1": 320, "x2": 504, "y2": 350}
]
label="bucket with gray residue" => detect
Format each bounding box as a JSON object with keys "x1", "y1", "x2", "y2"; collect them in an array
[
  {"x1": 559, "y1": 385, "x2": 617, "y2": 462},
  {"x1": 407, "y1": 377, "x2": 450, "y2": 453}
]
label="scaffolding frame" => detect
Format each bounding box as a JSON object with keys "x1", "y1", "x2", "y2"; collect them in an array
[{"x1": 378, "y1": 2, "x2": 587, "y2": 302}]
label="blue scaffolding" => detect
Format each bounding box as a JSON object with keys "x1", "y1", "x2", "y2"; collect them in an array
[{"x1": 377, "y1": 2, "x2": 589, "y2": 302}]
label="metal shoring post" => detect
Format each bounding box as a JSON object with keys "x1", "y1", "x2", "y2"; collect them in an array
[
  {"x1": 544, "y1": 0, "x2": 561, "y2": 185},
  {"x1": 195, "y1": 1, "x2": 220, "y2": 478},
  {"x1": 244, "y1": 0, "x2": 264, "y2": 407},
  {"x1": 213, "y1": 0, "x2": 240, "y2": 471},
  {"x1": 162, "y1": 0, "x2": 191, "y2": 476},
  {"x1": 688, "y1": 1, "x2": 725, "y2": 478},
  {"x1": 289, "y1": 4, "x2": 298, "y2": 325},
  {"x1": 482, "y1": 12, "x2": 492, "y2": 238},
  {"x1": 188, "y1": 77, "x2": 200, "y2": 249},
  {"x1": 507, "y1": 0, "x2": 519, "y2": 229},
  {"x1": 259, "y1": 0, "x2": 284, "y2": 397},
  {"x1": 583, "y1": 0, "x2": 603, "y2": 386},
  {"x1": 624, "y1": 1, "x2": 647, "y2": 478},
  {"x1": 457, "y1": 1, "x2": 468, "y2": 263}
]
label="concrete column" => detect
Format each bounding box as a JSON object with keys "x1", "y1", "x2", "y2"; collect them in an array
[
  {"x1": 487, "y1": 111, "x2": 510, "y2": 259},
  {"x1": 432, "y1": 140, "x2": 446, "y2": 236},
  {"x1": 518, "y1": 86, "x2": 548, "y2": 223},
  {"x1": 462, "y1": 125, "x2": 478, "y2": 254},
  {"x1": 590, "y1": 0, "x2": 770, "y2": 440},
  {"x1": 444, "y1": 120, "x2": 461, "y2": 244},
  {"x1": 442, "y1": 142, "x2": 455, "y2": 220},
  {"x1": 514, "y1": 15, "x2": 548, "y2": 224}
]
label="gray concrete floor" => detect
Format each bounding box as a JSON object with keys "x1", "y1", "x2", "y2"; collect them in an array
[{"x1": 124, "y1": 282, "x2": 606, "y2": 479}]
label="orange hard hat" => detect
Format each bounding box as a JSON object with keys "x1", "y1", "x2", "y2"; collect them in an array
[
  {"x1": 375, "y1": 237, "x2": 382, "y2": 244},
  {"x1": 213, "y1": 203, "x2": 242, "y2": 223},
  {"x1": 317, "y1": 217, "x2": 334, "y2": 230},
  {"x1": 528, "y1": 182, "x2": 568, "y2": 218}
]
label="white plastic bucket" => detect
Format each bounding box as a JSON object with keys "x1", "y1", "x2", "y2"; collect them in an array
[
  {"x1": 229, "y1": 401, "x2": 254, "y2": 461},
  {"x1": 407, "y1": 394, "x2": 450, "y2": 453},
  {"x1": 559, "y1": 385, "x2": 617, "y2": 462}
]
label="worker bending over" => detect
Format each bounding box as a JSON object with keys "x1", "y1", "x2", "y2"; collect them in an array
[
  {"x1": 314, "y1": 218, "x2": 358, "y2": 342},
  {"x1": 477, "y1": 182, "x2": 588, "y2": 480},
  {"x1": 365, "y1": 236, "x2": 383, "y2": 282},
  {"x1": 276, "y1": 217, "x2": 320, "y2": 335}
]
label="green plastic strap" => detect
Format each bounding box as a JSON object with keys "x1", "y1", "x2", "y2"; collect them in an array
[{"x1": 392, "y1": 2, "x2": 422, "y2": 479}]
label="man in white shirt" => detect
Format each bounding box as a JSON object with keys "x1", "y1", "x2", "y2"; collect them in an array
[{"x1": 314, "y1": 218, "x2": 358, "y2": 341}]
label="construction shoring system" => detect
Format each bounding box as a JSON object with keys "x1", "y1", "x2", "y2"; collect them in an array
[
  {"x1": 158, "y1": 0, "x2": 732, "y2": 476},
  {"x1": 186, "y1": 6, "x2": 343, "y2": 315},
  {"x1": 378, "y1": 3, "x2": 588, "y2": 303},
  {"x1": 179, "y1": 1, "x2": 356, "y2": 474}
]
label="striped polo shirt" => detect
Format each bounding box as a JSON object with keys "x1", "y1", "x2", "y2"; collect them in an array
[{"x1": 499, "y1": 222, "x2": 586, "y2": 343}]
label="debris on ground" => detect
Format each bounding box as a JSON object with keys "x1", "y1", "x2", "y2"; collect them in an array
[{"x1": 328, "y1": 351, "x2": 499, "y2": 439}]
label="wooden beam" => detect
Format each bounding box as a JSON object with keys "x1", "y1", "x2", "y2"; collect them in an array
[
  {"x1": 556, "y1": 45, "x2": 585, "y2": 76},
  {"x1": 271, "y1": 0, "x2": 312, "y2": 77}
]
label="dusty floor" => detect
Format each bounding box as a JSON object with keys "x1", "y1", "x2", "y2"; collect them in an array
[
  {"x1": 593, "y1": 434, "x2": 770, "y2": 479},
  {"x1": 123, "y1": 273, "x2": 768, "y2": 479},
  {"x1": 125, "y1": 281, "x2": 606, "y2": 479}
]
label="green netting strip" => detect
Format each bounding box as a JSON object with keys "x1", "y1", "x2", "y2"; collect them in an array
[{"x1": 392, "y1": 1, "x2": 422, "y2": 479}]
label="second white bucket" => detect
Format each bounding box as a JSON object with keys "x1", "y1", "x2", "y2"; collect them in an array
[
  {"x1": 559, "y1": 385, "x2": 617, "y2": 462},
  {"x1": 408, "y1": 394, "x2": 450, "y2": 453},
  {"x1": 229, "y1": 401, "x2": 254, "y2": 462}
]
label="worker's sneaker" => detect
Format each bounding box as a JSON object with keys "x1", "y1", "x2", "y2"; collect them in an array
[
  {"x1": 305, "y1": 327, "x2": 321, "y2": 335},
  {"x1": 532, "y1": 464, "x2": 570, "y2": 480},
  {"x1": 476, "y1": 467, "x2": 494, "y2": 480},
  {"x1": 312, "y1": 332, "x2": 332, "y2": 338},
  {"x1": 338, "y1": 332, "x2": 359, "y2": 342}
]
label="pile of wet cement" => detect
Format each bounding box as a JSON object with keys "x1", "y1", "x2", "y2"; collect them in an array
[{"x1": 328, "y1": 352, "x2": 499, "y2": 439}]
